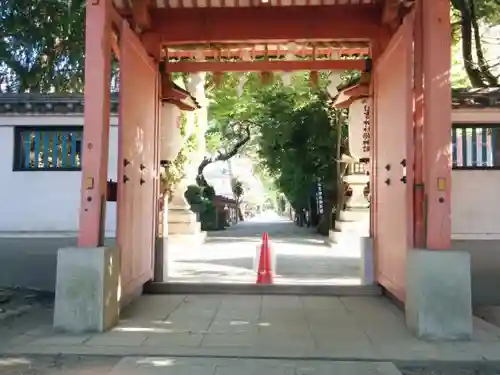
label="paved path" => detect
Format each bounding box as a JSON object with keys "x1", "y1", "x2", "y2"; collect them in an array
[
  {"x1": 3, "y1": 294, "x2": 500, "y2": 361},
  {"x1": 2, "y1": 355, "x2": 500, "y2": 375},
  {"x1": 108, "y1": 357, "x2": 402, "y2": 375},
  {"x1": 1, "y1": 214, "x2": 500, "y2": 306},
  {"x1": 168, "y1": 215, "x2": 362, "y2": 285}
]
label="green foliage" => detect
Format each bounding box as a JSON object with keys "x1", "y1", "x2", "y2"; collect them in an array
[
  {"x1": 2, "y1": 0, "x2": 499, "y2": 92},
  {"x1": 231, "y1": 177, "x2": 244, "y2": 201},
  {"x1": 0, "y1": 0, "x2": 96, "y2": 92},
  {"x1": 184, "y1": 184, "x2": 204, "y2": 205},
  {"x1": 207, "y1": 72, "x2": 345, "y2": 213},
  {"x1": 183, "y1": 184, "x2": 226, "y2": 231}
]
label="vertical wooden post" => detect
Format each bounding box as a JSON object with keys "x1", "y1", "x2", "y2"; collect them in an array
[
  {"x1": 368, "y1": 34, "x2": 389, "y2": 245},
  {"x1": 413, "y1": 0, "x2": 425, "y2": 248},
  {"x1": 78, "y1": 0, "x2": 112, "y2": 247},
  {"x1": 422, "y1": 0, "x2": 452, "y2": 249}
]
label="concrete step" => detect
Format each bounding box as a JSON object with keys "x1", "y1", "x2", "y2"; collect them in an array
[
  {"x1": 329, "y1": 229, "x2": 369, "y2": 245},
  {"x1": 167, "y1": 231, "x2": 207, "y2": 245},
  {"x1": 335, "y1": 219, "x2": 369, "y2": 233},
  {"x1": 339, "y1": 209, "x2": 370, "y2": 222},
  {"x1": 144, "y1": 282, "x2": 382, "y2": 296},
  {"x1": 168, "y1": 211, "x2": 198, "y2": 224},
  {"x1": 168, "y1": 222, "x2": 201, "y2": 235}
]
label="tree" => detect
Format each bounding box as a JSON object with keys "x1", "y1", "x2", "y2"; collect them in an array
[
  {"x1": 195, "y1": 119, "x2": 253, "y2": 198},
  {"x1": 0, "y1": 0, "x2": 120, "y2": 93},
  {"x1": 231, "y1": 177, "x2": 245, "y2": 221},
  {"x1": 206, "y1": 71, "x2": 347, "y2": 234},
  {"x1": 451, "y1": 0, "x2": 500, "y2": 87}
]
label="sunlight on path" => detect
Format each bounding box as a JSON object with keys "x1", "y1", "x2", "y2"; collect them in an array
[
  {"x1": 167, "y1": 213, "x2": 363, "y2": 285},
  {"x1": 248, "y1": 210, "x2": 289, "y2": 223}
]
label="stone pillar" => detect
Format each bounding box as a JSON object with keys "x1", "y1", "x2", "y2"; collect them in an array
[
  {"x1": 167, "y1": 73, "x2": 207, "y2": 246},
  {"x1": 168, "y1": 178, "x2": 203, "y2": 239},
  {"x1": 154, "y1": 187, "x2": 169, "y2": 282},
  {"x1": 330, "y1": 161, "x2": 369, "y2": 238},
  {"x1": 54, "y1": 0, "x2": 119, "y2": 332}
]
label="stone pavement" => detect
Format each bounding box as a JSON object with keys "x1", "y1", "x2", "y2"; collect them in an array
[
  {"x1": 3, "y1": 294, "x2": 500, "y2": 362},
  {"x1": 0, "y1": 355, "x2": 413, "y2": 375},
  {"x1": 108, "y1": 357, "x2": 402, "y2": 375}
]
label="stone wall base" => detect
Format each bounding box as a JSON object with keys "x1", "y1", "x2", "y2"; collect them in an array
[
  {"x1": 405, "y1": 248, "x2": 473, "y2": 341},
  {"x1": 53, "y1": 247, "x2": 120, "y2": 333}
]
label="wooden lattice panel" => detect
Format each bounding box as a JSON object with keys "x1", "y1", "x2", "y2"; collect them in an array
[{"x1": 114, "y1": 0, "x2": 379, "y2": 9}]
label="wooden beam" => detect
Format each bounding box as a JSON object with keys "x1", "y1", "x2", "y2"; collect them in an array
[
  {"x1": 130, "y1": 0, "x2": 151, "y2": 30},
  {"x1": 382, "y1": 0, "x2": 401, "y2": 25},
  {"x1": 166, "y1": 59, "x2": 367, "y2": 73},
  {"x1": 111, "y1": 30, "x2": 120, "y2": 60},
  {"x1": 148, "y1": 5, "x2": 384, "y2": 44},
  {"x1": 110, "y1": 3, "x2": 124, "y2": 30},
  {"x1": 166, "y1": 48, "x2": 369, "y2": 59}
]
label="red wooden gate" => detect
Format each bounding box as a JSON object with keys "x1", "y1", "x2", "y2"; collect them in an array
[
  {"x1": 373, "y1": 16, "x2": 414, "y2": 302},
  {"x1": 117, "y1": 22, "x2": 160, "y2": 299}
]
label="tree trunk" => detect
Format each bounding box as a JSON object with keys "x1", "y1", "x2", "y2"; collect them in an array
[
  {"x1": 470, "y1": 0, "x2": 498, "y2": 86},
  {"x1": 455, "y1": 0, "x2": 497, "y2": 87}
]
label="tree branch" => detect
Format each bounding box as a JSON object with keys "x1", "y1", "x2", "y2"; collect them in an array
[{"x1": 195, "y1": 120, "x2": 253, "y2": 189}]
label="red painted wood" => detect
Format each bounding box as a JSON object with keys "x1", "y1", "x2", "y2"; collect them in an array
[
  {"x1": 148, "y1": 5, "x2": 384, "y2": 44},
  {"x1": 165, "y1": 48, "x2": 368, "y2": 59},
  {"x1": 78, "y1": 0, "x2": 112, "y2": 247},
  {"x1": 373, "y1": 14, "x2": 413, "y2": 303},
  {"x1": 413, "y1": 0, "x2": 425, "y2": 248},
  {"x1": 422, "y1": 0, "x2": 452, "y2": 249},
  {"x1": 118, "y1": 21, "x2": 159, "y2": 298},
  {"x1": 166, "y1": 59, "x2": 366, "y2": 73}
]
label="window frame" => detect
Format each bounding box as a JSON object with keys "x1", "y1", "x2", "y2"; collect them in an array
[
  {"x1": 12, "y1": 125, "x2": 84, "y2": 172},
  {"x1": 451, "y1": 123, "x2": 500, "y2": 171}
]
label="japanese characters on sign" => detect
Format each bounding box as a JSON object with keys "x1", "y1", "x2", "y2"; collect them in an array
[{"x1": 362, "y1": 101, "x2": 370, "y2": 153}]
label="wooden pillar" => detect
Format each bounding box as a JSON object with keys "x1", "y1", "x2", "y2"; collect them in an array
[
  {"x1": 78, "y1": 0, "x2": 112, "y2": 247},
  {"x1": 369, "y1": 35, "x2": 389, "y2": 242},
  {"x1": 422, "y1": 0, "x2": 452, "y2": 249},
  {"x1": 413, "y1": 0, "x2": 425, "y2": 248}
]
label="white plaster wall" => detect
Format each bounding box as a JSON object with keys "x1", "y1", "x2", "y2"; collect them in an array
[
  {"x1": 1, "y1": 109, "x2": 499, "y2": 239},
  {"x1": 452, "y1": 170, "x2": 500, "y2": 240},
  {"x1": 0, "y1": 115, "x2": 118, "y2": 236},
  {"x1": 451, "y1": 108, "x2": 500, "y2": 240},
  {"x1": 453, "y1": 108, "x2": 500, "y2": 124}
]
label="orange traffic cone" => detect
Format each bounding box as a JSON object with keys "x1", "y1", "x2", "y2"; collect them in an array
[{"x1": 257, "y1": 232, "x2": 273, "y2": 284}]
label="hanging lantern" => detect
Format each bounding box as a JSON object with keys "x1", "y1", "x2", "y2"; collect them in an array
[
  {"x1": 160, "y1": 102, "x2": 183, "y2": 162},
  {"x1": 327, "y1": 71, "x2": 343, "y2": 97},
  {"x1": 260, "y1": 71, "x2": 274, "y2": 85},
  {"x1": 347, "y1": 97, "x2": 371, "y2": 159},
  {"x1": 309, "y1": 71, "x2": 320, "y2": 87}
]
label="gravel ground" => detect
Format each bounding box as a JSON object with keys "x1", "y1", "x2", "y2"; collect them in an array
[
  {"x1": 0, "y1": 288, "x2": 54, "y2": 346},
  {"x1": 398, "y1": 362, "x2": 500, "y2": 375},
  {"x1": 2, "y1": 356, "x2": 500, "y2": 375},
  {"x1": 0, "y1": 355, "x2": 119, "y2": 375}
]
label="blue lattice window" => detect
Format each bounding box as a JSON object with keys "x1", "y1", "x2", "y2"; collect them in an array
[
  {"x1": 452, "y1": 125, "x2": 500, "y2": 169},
  {"x1": 13, "y1": 126, "x2": 83, "y2": 171}
]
